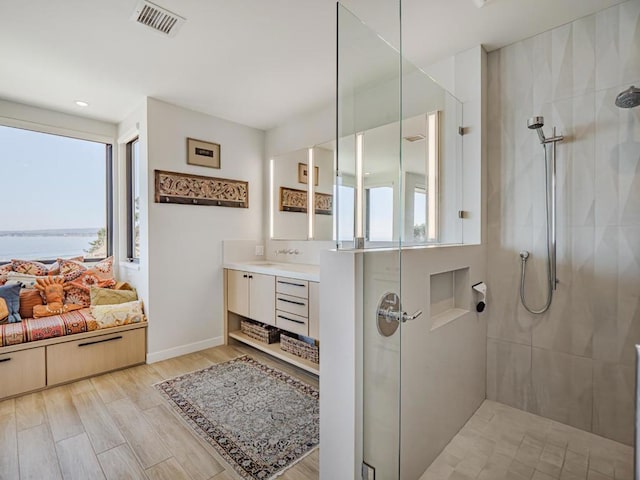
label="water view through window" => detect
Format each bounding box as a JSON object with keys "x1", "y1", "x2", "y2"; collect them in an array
[{"x1": 0, "y1": 125, "x2": 109, "y2": 262}]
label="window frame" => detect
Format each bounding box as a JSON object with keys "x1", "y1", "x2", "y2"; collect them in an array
[
  {"x1": 125, "y1": 137, "x2": 140, "y2": 263},
  {"x1": 0, "y1": 122, "x2": 113, "y2": 264}
]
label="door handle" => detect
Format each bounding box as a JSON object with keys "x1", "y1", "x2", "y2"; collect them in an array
[{"x1": 376, "y1": 292, "x2": 422, "y2": 337}]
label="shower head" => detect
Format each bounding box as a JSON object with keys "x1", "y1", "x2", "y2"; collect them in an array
[
  {"x1": 527, "y1": 116, "x2": 544, "y2": 129},
  {"x1": 615, "y1": 86, "x2": 640, "y2": 108},
  {"x1": 527, "y1": 116, "x2": 546, "y2": 143}
]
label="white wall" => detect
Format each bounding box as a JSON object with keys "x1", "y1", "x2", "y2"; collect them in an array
[{"x1": 144, "y1": 98, "x2": 264, "y2": 361}]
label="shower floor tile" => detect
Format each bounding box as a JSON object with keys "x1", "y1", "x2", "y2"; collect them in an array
[{"x1": 420, "y1": 400, "x2": 633, "y2": 480}]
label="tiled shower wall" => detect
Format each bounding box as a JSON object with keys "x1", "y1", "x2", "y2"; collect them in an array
[{"x1": 486, "y1": 0, "x2": 640, "y2": 445}]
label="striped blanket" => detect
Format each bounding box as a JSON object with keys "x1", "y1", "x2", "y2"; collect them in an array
[{"x1": 0, "y1": 309, "x2": 98, "y2": 347}]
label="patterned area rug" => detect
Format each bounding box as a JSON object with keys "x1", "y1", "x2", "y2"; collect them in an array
[{"x1": 154, "y1": 355, "x2": 319, "y2": 480}]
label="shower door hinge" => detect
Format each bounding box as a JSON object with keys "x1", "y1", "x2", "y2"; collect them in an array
[
  {"x1": 458, "y1": 126, "x2": 467, "y2": 136},
  {"x1": 362, "y1": 462, "x2": 375, "y2": 480}
]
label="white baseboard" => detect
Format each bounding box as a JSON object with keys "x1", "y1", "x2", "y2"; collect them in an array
[{"x1": 146, "y1": 336, "x2": 224, "y2": 363}]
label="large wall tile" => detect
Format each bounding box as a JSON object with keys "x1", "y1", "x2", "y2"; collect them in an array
[
  {"x1": 531, "y1": 348, "x2": 593, "y2": 432},
  {"x1": 487, "y1": 339, "x2": 533, "y2": 411},
  {"x1": 487, "y1": 227, "x2": 533, "y2": 345},
  {"x1": 572, "y1": 15, "x2": 596, "y2": 98},
  {"x1": 595, "y1": 5, "x2": 620, "y2": 91},
  {"x1": 593, "y1": 361, "x2": 634, "y2": 445},
  {"x1": 618, "y1": 0, "x2": 640, "y2": 87},
  {"x1": 570, "y1": 93, "x2": 595, "y2": 227},
  {"x1": 594, "y1": 87, "x2": 620, "y2": 227},
  {"x1": 552, "y1": 23, "x2": 574, "y2": 101},
  {"x1": 532, "y1": 227, "x2": 594, "y2": 358},
  {"x1": 618, "y1": 98, "x2": 640, "y2": 226}
]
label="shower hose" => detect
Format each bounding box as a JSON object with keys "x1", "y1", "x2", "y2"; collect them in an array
[{"x1": 519, "y1": 143, "x2": 553, "y2": 314}]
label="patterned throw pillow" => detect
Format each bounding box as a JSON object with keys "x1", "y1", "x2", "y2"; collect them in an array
[
  {"x1": 0, "y1": 263, "x2": 12, "y2": 286},
  {"x1": 5, "y1": 272, "x2": 44, "y2": 289},
  {"x1": 47, "y1": 256, "x2": 84, "y2": 276},
  {"x1": 90, "y1": 286, "x2": 137, "y2": 306},
  {"x1": 11, "y1": 259, "x2": 50, "y2": 276},
  {"x1": 90, "y1": 300, "x2": 145, "y2": 329},
  {"x1": 59, "y1": 257, "x2": 116, "y2": 307}
]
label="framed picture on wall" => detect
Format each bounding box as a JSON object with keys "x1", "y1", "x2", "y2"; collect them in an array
[
  {"x1": 298, "y1": 162, "x2": 319, "y2": 185},
  {"x1": 187, "y1": 137, "x2": 221, "y2": 168}
]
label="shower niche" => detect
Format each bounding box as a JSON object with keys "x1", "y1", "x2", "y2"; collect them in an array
[{"x1": 429, "y1": 267, "x2": 470, "y2": 330}]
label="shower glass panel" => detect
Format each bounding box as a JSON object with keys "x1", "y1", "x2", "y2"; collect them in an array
[
  {"x1": 337, "y1": 3, "x2": 402, "y2": 479},
  {"x1": 338, "y1": 2, "x2": 464, "y2": 478}
]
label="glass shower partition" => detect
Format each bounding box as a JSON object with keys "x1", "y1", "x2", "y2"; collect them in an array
[
  {"x1": 337, "y1": 2, "x2": 464, "y2": 479},
  {"x1": 337, "y1": 4, "x2": 403, "y2": 479}
]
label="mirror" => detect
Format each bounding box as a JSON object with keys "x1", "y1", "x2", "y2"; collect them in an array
[
  {"x1": 270, "y1": 145, "x2": 335, "y2": 241},
  {"x1": 335, "y1": 5, "x2": 464, "y2": 248}
]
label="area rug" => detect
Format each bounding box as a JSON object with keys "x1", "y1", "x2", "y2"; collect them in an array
[{"x1": 154, "y1": 355, "x2": 319, "y2": 480}]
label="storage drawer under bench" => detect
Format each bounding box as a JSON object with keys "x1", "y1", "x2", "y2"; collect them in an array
[
  {"x1": 0, "y1": 347, "x2": 46, "y2": 399},
  {"x1": 47, "y1": 327, "x2": 146, "y2": 386}
]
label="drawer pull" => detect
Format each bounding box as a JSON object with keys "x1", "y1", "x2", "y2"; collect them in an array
[
  {"x1": 278, "y1": 280, "x2": 305, "y2": 287},
  {"x1": 78, "y1": 336, "x2": 123, "y2": 347},
  {"x1": 0, "y1": 357, "x2": 11, "y2": 363},
  {"x1": 277, "y1": 297, "x2": 305, "y2": 306},
  {"x1": 277, "y1": 314, "x2": 305, "y2": 325}
]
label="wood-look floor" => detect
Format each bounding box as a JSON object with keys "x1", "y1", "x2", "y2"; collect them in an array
[{"x1": 0, "y1": 344, "x2": 319, "y2": 480}]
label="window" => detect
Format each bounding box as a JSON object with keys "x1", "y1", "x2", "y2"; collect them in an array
[
  {"x1": 413, "y1": 186, "x2": 426, "y2": 242},
  {"x1": 0, "y1": 125, "x2": 112, "y2": 262},
  {"x1": 126, "y1": 137, "x2": 140, "y2": 262},
  {"x1": 365, "y1": 186, "x2": 394, "y2": 242},
  {"x1": 336, "y1": 184, "x2": 355, "y2": 242}
]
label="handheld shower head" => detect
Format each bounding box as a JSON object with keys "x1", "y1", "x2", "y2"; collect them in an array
[
  {"x1": 527, "y1": 116, "x2": 546, "y2": 143},
  {"x1": 615, "y1": 86, "x2": 640, "y2": 108}
]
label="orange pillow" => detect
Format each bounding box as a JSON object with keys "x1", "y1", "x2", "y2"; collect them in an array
[
  {"x1": 47, "y1": 256, "x2": 84, "y2": 276},
  {"x1": 57, "y1": 257, "x2": 115, "y2": 308},
  {"x1": 11, "y1": 259, "x2": 49, "y2": 276},
  {"x1": 0, "y1": 298, "x2": 8, "y2": 324},
  {"x1": 19, "y1": 289, "x2": 44, "y2": 319}
]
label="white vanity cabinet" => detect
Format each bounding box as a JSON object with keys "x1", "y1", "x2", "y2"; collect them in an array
[
  {"x1": 224, "y1": 263, "x2": 320, "y2": 375},
  {"x1": 227, "y1": 270, "x2": 275, "y2": 326}
]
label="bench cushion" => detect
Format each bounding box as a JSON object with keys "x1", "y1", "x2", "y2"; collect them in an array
[{"x1": 0, "y1": 308, "x2": 98, "y2": 347}]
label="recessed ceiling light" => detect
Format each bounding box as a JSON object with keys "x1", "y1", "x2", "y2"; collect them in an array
[{"x1": 75, "y1": 100, "x2": 89, "y2": 107}]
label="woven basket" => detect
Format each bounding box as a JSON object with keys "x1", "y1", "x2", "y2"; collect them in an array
[
  {"x1": 240, "y1": 320, "x2": 281, "y2": 344},
  {"x1": 280, "y1": 334, "x2": 319, "y2": 364}
]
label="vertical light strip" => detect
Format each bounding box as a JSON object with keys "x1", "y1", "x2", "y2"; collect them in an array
[
  {"x1": 269, "y1": 159, "x2": 274, "y2": 239},
  {"x1": 427, "y1": 111, "x2": 439, "y2": 241},
  {"x1": 308, "y1": 147, "x2": 314, "y2": 239},
  {"x1": 355, "y1": 132, "x2": 364, "y2": 239}
]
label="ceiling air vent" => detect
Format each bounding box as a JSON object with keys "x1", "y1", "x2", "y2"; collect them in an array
[{"x1": 131, "y1": 1, "x2": 185, "y2": 37}]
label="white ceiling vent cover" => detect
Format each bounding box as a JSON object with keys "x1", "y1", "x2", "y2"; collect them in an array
[{"x1": 131, "y1": 1, "x2": 185, "y2": 37}]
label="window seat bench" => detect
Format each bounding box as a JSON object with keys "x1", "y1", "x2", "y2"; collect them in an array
[{"x1": 0, "y1": 310, "x2": 147, "y2": 400}]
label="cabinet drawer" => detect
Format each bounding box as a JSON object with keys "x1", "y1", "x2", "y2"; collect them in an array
[
  {"x1": 47, "y1": 327, "x2": 146, "y2": 386},
  {"x1": 276, "y1": 293, "x2": 308, "y2": 318},
  {"x1": 0, "y1": 347, "x2": 46, "y2": 399},
  {"x1": 276, "y1": 277, "x2": 308, "y2": 298},
  {"x1": 275, "y1": 310, "x2": 309, "y2": 336}
]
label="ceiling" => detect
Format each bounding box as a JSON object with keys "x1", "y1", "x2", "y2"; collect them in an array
[{"x1": 0, "y1": 0, "x2": 625, "y2": 131}]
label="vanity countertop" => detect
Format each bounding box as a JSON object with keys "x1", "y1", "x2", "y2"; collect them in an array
[{"x1": 223, "y1": 261, "x2": 320, "y2": 282}]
